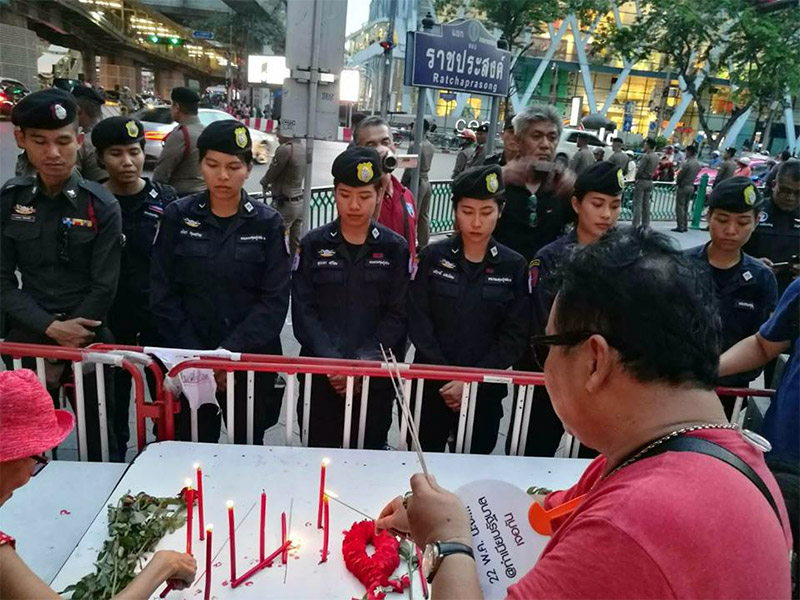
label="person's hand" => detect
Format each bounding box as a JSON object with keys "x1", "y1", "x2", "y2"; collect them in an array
[
  {"x1": 759, "y1": 257, "x2": 774, "y2": 268},
  {"x1": 45, "y1": 318, "x2": 101, "y2": 347},
  {"x1": 439, "y1": 380, "x2": 465, "y2": 412},
  {"x1": 550, "y1": 167, "x2": 576, "y2": 200},
  {"x1": 502, "y1": 156, "x2": 532, "y2": 188},
  {"x1": 153, "y1": 550, "x2": 197, "y2": 589},
  {"x1": 406, "y1": 474, "x2": 472, "y2": 548},
  {"x1": 214, "y1": 370, "x2": 228, "y2": 392},
  {"x1": 328, "y1": 374, "x2": 349, "y2": 396},
  {"x1": 375, "y1": 494, "x2": 410, "y2": 536}
]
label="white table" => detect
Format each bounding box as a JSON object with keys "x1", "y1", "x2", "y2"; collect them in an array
[
  {"x1": 51, "y1": 442, "x2": 591, "y2": 599},
  {"x1": 0, "y1": 461, "x2": 128, "y2": 584}
]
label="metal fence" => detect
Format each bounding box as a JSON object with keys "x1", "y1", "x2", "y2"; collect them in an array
[{"x1": 296, "y1": 181, "x2": 691, "y2": 236}]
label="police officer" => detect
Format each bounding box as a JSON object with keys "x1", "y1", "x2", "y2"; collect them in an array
[
  {"x1": 150, "y1": 119, "x2": 289, "y2": 443},
  {"x1": 401, "y1": 119, "x2": 435, "y2": 247},
  {"x1": 409, "y1": 164, "x2": 529, "y2": 454},
  {"x1": 72, "y1": 85, "x2": 108, "y2": 181},
  {"x1": 292, "y1": 147, "x2": 409, "y2": 449},
  {"x1": 468, "y1": 123, "x2": 488, "y2": 167},
  {"x1": 686, "y1": 177, "x2": 778, "y2": 417},
  {"x1": 1, "y1": 89, "x2": 122, "y2": 461},
  {"x1": 92, "y1": 116, "x2": 177, "y2": 459},
  {"x1": 152, "y1": 87, "x2": 206, "y2": 196},
  {"x1": 569, "y1": 132, "x2": 595, "y2": 177},
  {"x1": 515, "y1": 161, "x2": 624, "y2": 456},
  {"x1": 744, "y1": 158, "x2": 800, "y2": 295},
  {"x1": 260, "y1": 131, "x2": 306, "y2": 258},
  {"x1": 672, "y1": 144, "x2": 701, "y2": 233}
]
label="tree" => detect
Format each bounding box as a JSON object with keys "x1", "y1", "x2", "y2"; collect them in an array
[{"x1": 592, "y1": 0, "x2": 800, "y2": 149}]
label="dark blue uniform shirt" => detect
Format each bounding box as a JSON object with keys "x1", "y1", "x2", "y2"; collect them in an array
[
  {"x1": 409, "y1": 235, "x2": 529, "y2": 369},
  {"x1": 150, "y1": 191, "x2": 289, "y2": 353},
  {"x1": 743, "y1": 199, "x2": 800, "y2": 294},
  {"x1": 529, "y1": 229, "x2": 578, "y2": 335},
  {"x1": 686, "y1": 243, "x2": 778, "y2": 386},
  {"x1": 291, "y1": 219, "x2": 409, "y2": 361}
]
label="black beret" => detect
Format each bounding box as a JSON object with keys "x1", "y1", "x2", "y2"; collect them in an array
[
  {"x1": 331, "y1": 146, "x2": 383, "y2": 187},
  {"x1": 71, "y1": 86, "x2": 105, "y2": 105},
  {"x1": 476, "y1": 123, "x2": 489, "y2": 133},
  {"x1": 452, "y1": 164, "x2": 504, "y2": 199},
  {"x1": 11, "y1": 88, "x2": 77, "y2": 129},
  {"x1": 503, "y1": 115, "x2": 515, "y2": 130},
  {"x1": 91, "y1": 116, "x2": 144, "y2": 152},
  {"x1": 708, "y1": 176, "x2": 763, "y2": 212},
  {"x1": 171, "y1": 86, "x2": 200, "y2": 104},
  {"x1": 197, "y1": 119, "x2": 251, "y2": 155},
  {"x1": 574, "y1": 161, "x2": 625, "y2": 198}
]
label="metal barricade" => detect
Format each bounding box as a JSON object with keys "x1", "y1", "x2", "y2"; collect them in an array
[
  {"x1": 0, "y1": 342, "x2": 154, "y2": 462},
  {"x1": 161, "y1": 354, "x2": 546, "y2": 454}
]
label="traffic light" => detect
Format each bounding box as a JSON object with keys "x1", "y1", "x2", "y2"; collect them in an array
[
  {"x1": 148, "y1": 35, "x2": 183, "y2": 46},
  {"x1": 379, "y1": 40, "x2": 394, "y2": 53}
]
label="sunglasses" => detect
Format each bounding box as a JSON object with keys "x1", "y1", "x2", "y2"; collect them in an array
[
  {"x1": 30, "y1": 454, "x2": 49, "y2": 477},
  {"x1": 531, "y1": 331, "x2": 621, "y2": 370}
]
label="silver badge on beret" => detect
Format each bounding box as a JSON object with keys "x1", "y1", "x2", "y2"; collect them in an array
[{"x1": 53, "y1": 104, "x2": 67, "y2": 120}]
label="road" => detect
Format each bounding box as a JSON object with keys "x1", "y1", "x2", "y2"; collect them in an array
[{"x1": 0, "y1": 121, "x2": 457, "y2": 191}]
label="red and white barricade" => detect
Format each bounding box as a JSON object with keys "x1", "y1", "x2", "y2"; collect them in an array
[{"x1": 1, "y1": 342, "x2": 776, "y2": 462}]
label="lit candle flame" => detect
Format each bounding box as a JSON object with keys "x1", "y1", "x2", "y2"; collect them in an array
[
  {"x1": 322, "y1": 457, "x2": 330, "y2": 466},
  {"x1": 206, "y1": 524, "x2": 213, "y2": 531},
  {"x1": 324, "y1": 489, "x2": 338, "y2": 499},
  {"x1": 193, "y1": 462, "x2": 200, "y2": 470},
  {"x1": 226, "y1": 500, "x2": 234, "y2": 509},
  {"x1": 184, "y1": 478, "x2": 192, "y2": 488}
]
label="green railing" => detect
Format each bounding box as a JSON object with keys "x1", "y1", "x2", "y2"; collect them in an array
[{"x1": 260, "y1": 181, "x2": 695, "y2": 235}]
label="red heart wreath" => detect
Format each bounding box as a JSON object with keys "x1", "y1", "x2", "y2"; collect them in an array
[{"x1": 342, "y1": 520, "x2": 404, "y2": 600}]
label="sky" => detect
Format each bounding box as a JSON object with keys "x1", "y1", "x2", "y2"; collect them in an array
[{"x1": 346, "y1": 0, "x2": 371, "y2": 34}]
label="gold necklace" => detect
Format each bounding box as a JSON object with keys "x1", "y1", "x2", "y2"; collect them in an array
[{"x1": 605, "y1": 423, "x2": 740, "y2": 479}]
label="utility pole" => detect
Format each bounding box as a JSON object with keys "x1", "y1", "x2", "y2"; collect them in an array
[
  {"x1": 379, "y1": 0, "x2": 398, "y2": 118},
  {"x1": 409, "y1": 12, "x2": 436, "y2": 206}
]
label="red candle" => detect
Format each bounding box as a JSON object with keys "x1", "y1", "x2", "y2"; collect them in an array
[
  {"x1": 415, "y1": 545, "x2": 429, "y2": 599},
  {"x1": 320, "y1": 495, "x2": 330, "y2": 563},
  {"x1": 231, "y1": 540, "x2": 291, "y2": 588},
  {"x1": 281, "y1": 512, "x2": 288, "y2": 564},
  {"x1": 194, "y1": 463, "x2": 205, "y2": 541},
  {"x1": 259, "y1": 491, "x2": 266, "y2": 561},
  {"x1": 317, "y1": 458, "x2": 329, "y2": 529},
  {"x1": 184, "y1": 480, "x2": 194, "y2": 556},
  {"x1": 203, "y1": 525, "x2": 213, "y2": 600},
  {"x1": 227, "y1": 501, "x2": 236, "y2": 583}
]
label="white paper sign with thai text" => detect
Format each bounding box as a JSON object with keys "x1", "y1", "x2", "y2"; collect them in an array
[{"x1": 455, "y1": 479, "x2": 549, "y2": 599}]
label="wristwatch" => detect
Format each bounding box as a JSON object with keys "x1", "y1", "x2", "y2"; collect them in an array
[{"x1": 422, "y1": 541, "x2": 475, "y2": 583}]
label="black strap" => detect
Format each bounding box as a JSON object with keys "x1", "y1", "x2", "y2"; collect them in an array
[{"x1": 642, "y1": 435, "x2": 784, "y2": 527}]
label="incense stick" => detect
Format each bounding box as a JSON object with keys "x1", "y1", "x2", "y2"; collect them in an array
[{"x1": 379, "y1": 345, "x2": 430, "y2": 478}]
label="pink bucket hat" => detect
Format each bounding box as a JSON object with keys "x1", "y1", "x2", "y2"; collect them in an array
[{"x1": 0, "y1": 369, "x2": 74, "y2": 462}]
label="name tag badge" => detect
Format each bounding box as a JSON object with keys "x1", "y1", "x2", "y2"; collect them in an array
[
  {"x1": 432, "y1": 268, "x2": 458, "y2": 282},
  {"x1": 314, "y1": 258, "x2": 343, "y2": 268},
  {"x1": 9, "y1": 214, "x2": 35, "y2": 223},
  {"x1": 485, "y1": 275, "x2": 513, "y2": 285},
  {"x1": 238, "y1": 234, "x2": 266, "y2": 243},
  {"x1": 179, "y1": 229, "x2": 207, "y2": 239},
  {"x1": 734, "y1": 300, "x2": 755, "y2": 310},
  {"x1": 142, "y1": 210, "x2": 161, "y2": 220},
  {"x1": 367, "y1": 258, "x2": 391, "y2": 268}
]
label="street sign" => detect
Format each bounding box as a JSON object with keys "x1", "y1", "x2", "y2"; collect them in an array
[
  {"x1": 649, "y1": 121, "x2": 657, "y2": 133},
  {"x1": 623, "y1": 113, "x2": 633, "y2": 133},
  {"x1": 285, "y1": 0, "x2": 345, "y2": 73},
  {"x1": 440, "y1": 92, "x2": 457, "y2": 102},
  {"x1": 404, "y1": 19, "x2": 512, "y2": 97},
  {"x1": 192, "y1": 30, "x2": 214, "y2": 40}
]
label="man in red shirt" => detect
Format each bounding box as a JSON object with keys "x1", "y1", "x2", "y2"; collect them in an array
[
  {"x1": 376, "y1": 227, "x2": 792, "y2": 599},
  {"x1": 353, "y1": 116, "x2": 417, "y2": 261}
]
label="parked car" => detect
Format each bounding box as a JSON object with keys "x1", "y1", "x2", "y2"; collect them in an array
[
  {"x1": 555, "y1": 128, "x2": 612, "y2": 163},
  {"x1": 132, "y1": 106, "x2": 275, "y2": 165},
  {"x1": 0, "y1": 78, "x2": 30, "y2": 119}
]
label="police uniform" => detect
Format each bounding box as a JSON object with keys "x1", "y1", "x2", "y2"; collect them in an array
[
  {"x1": 743, "y1": 198, "x2": 800, "y2": 295},
  {"x1": 152, "y1": 87, "x2": 206, "y2": 196},
  {"x1": 150, "y1": 120, "x2": 289, "y2": 443},
  {"x1": 409, "y1": 165, "x2": 529, "y2": 454},
  {"x1": 686, "y1": 177, "x2": 778, "y2": 414},
  {"x1": 92, "y1": 116, "x2": 177, "y2": 457},
  {"x1": 1, "y1": 89, "x2": 122, "y2": 461},
  {"x1": 260, "y1": 137, "x2": 307, "y2": 258},
  {"x1": 71, "y1": 86, "x2": 108, "y2": 182},
  {"x1": 291, "y1": 147, "x2": 410, "y2": 449},
  {"x1": 513, "y1": 162, "x2": 625, "y2": 457}
]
